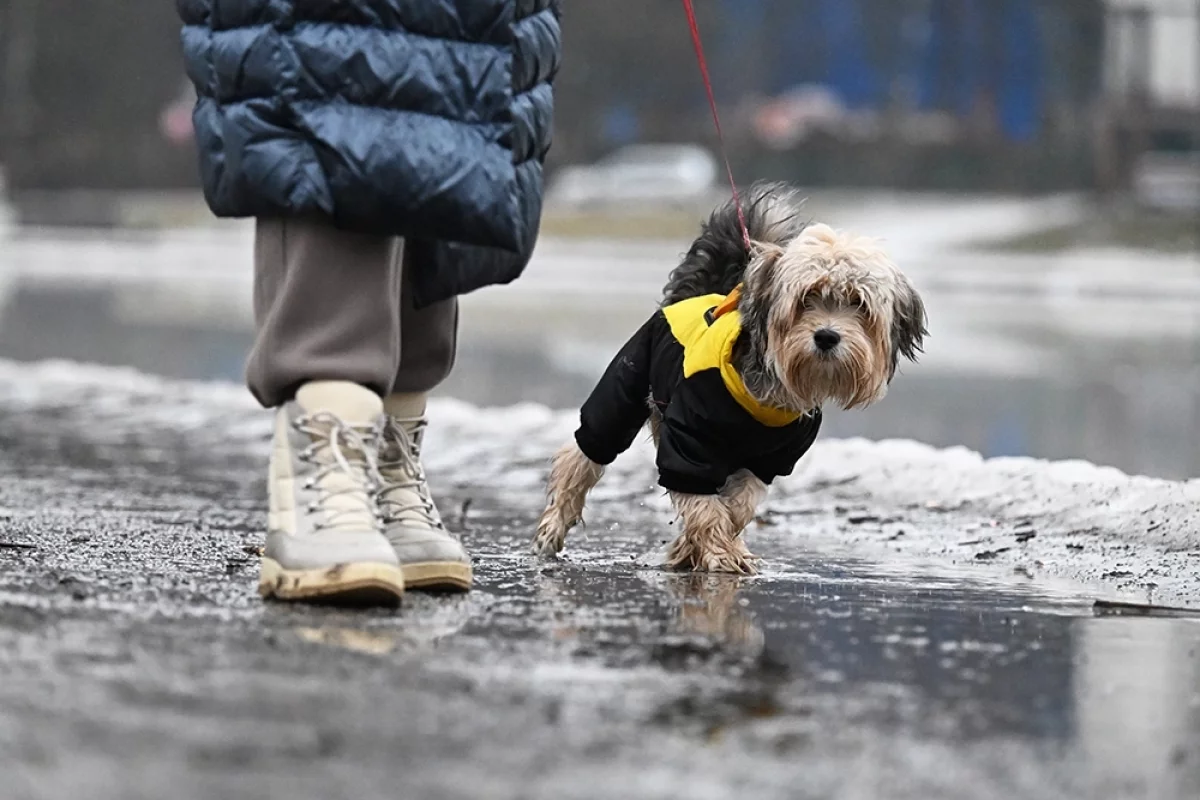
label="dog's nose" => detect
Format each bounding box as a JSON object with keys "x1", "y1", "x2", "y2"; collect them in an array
[{"x1": 813, "y1": 328, "x2": 841, "y2": 352}]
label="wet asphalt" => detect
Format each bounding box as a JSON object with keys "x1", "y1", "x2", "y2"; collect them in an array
[{"x1": 2, "y1": 386, "x2": 1200, "y2": 800}]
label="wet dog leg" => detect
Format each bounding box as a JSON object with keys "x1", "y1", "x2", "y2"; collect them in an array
[
  {"x1": 533, "y1": 442, "x2": 605, "y2": 556},
  {"x1": 721, "y1": 470, "x2": 767, "y2": 565},
  {"x1": 665, "y1": 492, "x2": 754, "y2": 574}
]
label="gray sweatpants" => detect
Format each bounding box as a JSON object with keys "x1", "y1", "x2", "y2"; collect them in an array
[{"x1": 246, "y1": 218, "x2": 458, "y2": 409}]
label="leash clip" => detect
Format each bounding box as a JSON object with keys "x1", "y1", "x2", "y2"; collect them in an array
[{"x1": 710, "y1": 284, "x2": 743, "y2": 321}]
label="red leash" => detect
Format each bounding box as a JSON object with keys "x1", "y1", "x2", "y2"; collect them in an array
[{"x1": 681, "y1": 0, "x2": 751, "y2": 250}]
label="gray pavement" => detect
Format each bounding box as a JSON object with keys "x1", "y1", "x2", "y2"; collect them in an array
[{"x1": 1, "y1": 362, "x2": 1199, "y2": 800}]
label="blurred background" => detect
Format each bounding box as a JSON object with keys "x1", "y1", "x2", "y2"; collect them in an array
[{"x1": 1, "y1": 0, "x2": 1199, "y2": 478}]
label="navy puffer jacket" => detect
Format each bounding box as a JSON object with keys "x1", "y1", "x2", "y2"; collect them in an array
[{"x1": 177, "y1": 0, "x2": 561, "y2": 306}]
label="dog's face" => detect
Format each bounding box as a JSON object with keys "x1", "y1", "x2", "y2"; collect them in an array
[{"x1": 741, "y1": 223, "x2": 927, "y2": 411}]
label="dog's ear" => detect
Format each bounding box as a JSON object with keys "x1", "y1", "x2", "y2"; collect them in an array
[
  {"x1": 746, "y1": 241, "x2": 784, "y2": 289},
  {"x1": 740, "y1": 242, "x2": 785, "y2": 333},
  {"x1": 743, "y1": 242, "x2": 785, "y2": 309},
  {"x1": 890, "y1": 276, "x2": 927, "y2": 376}
]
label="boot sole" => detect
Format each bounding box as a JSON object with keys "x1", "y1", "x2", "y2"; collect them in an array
[
  {"x1": 401, "y1": 561, "x2": 473, "y2": 592},
  {"x1": 259, "y1": 558, "x2": 405, "y2": 607}
]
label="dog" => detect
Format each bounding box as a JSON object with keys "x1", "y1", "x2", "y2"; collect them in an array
[{"x1": 533, "y1": 182, "x2": 927, "y2": 573}]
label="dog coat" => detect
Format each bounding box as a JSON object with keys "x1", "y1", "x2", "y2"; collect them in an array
[{"x1": 574, "y1": 294, "x2": 823, "y2": 495}]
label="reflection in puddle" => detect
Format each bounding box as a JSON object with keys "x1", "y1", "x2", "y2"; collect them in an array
[
  {"x1": 652, "y1": 573, "x2": 764, "y2": 656},
  {"x1": 294, "y1": 627, "x2": 398, "y2": 655}
]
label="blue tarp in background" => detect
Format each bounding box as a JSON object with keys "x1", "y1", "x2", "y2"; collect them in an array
[{"x1": 712, "y1": 0, "x2": 1044, "y2": 142}]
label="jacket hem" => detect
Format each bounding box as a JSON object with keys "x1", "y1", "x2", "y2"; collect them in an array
[{"x1": 657, "y1": 471, "x2": 722, "y2": 496}]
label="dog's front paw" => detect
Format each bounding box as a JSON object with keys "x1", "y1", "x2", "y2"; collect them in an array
[
  {"x1": 731, "y1": 535, "x2": 762, "y2": 565},
  {"x1": 665, "y1": 534, "x2": 757, "y2": 575},
  {"x1": 698, "y1": 547, "x2": 757, "y2": 575},
  {"x1": 533, "y1": 507, "x2": 571, "y2": 557}
]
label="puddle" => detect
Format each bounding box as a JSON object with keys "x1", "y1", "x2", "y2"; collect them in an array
[{"x1": 468, "y1": 553, "x2": 1200, "y2": 793}]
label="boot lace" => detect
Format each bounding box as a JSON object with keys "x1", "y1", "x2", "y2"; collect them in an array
[
  {"x1": 292, "y1": 412, "x2": 383, "y2": 532},
  {"x1": 376, "y1": 416, "x2": 443, "y2": 529}
]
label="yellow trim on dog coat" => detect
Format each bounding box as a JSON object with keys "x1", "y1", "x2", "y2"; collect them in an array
[{"x1": 662, "y1": 293, "x2": 802, "y2": 428}]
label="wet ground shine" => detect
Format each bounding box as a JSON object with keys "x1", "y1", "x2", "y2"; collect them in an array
[{"x1": 2, "y1": 387, "x2": 1199, "y2": 800}]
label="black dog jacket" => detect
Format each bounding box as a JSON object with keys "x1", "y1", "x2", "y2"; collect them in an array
[{"x1": 574, "y1": 293, "x2": 823, "y2": 495}]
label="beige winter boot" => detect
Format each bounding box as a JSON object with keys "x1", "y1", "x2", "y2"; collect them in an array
[
  {"x1": 258, "y1": 381, "x2": 405, "y2": 605},
  {"x1": 378, "y1": 393, "x2": 472, "y2": 591}
]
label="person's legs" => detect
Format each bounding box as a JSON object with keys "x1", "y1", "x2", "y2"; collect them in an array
[
  {"x1": 248, "y1": 217, "x2": 407, "y2": 605},
  {"x1": 247, "y1": 217, "x2": 404, "y2": 408},
  {"x1": 378, "y1": 248, "x2": 472, "y2": 591},
  {"x1": 247, "y1": 217, "x2": 468, "y2": 594},
  {"x1": 391, "y1": 244, "x2": 459, "y2": 397}
]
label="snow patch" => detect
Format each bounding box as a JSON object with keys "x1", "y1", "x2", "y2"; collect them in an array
[{"x1": 1, "y1": 358, "x2": 1197, "y2": 577}]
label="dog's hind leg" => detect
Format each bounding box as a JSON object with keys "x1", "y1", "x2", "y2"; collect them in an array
[
  {"x1": 721, "y1": 471, "x2": 768, "y2": 565},
  {"x1": 666, "y1": 492, "x2": 755, "y2": 574},
  {"x1": 533, "y1": 442, "x2": 605, "y2": 556}
]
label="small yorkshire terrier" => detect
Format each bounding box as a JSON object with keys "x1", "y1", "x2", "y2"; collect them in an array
[{"x1": 533, "y1": 182, "x2": 927, "y2": 573}]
